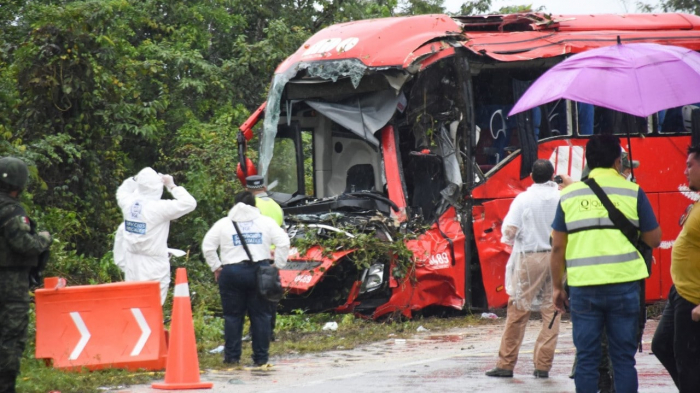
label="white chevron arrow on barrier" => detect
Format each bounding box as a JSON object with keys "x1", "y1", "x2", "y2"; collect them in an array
[
  {"x1": 69, "y1": 312, "x2": 91, "y2": 360},
  {"x1": 130, "y1": 308, "x2": 151, "y2": 356}
]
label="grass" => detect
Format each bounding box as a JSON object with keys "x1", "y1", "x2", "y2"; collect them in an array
[{"x1": 19, "y1": 307, "x2": 491, "y2": 393}]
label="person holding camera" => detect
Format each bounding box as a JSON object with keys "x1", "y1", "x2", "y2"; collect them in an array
[
  {"x1": 485, "y1": 159, "x2": 561, "y2": 379},
  {"x1": 201, "y1": 191, "x2": 289, "y2": 368}
]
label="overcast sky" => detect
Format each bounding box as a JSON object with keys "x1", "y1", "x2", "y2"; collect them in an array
[{"x1": 443, "y1": 0, "x2": 664, "y2": 14}]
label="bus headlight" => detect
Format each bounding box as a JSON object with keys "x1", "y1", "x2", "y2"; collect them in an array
[{"x1": 360, "y1": 263, "x2": 384, "y2": 294}]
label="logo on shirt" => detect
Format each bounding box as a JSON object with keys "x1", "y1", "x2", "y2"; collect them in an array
[
  {"x1": 579, "y1": 198, "x2": 619, "y2": 211},
  {"x1": 232, "y1": 232, "x2": 263, "y2": 246},
  {"x1": 125, "y1": 220, "x2": 147, "y2": 235},
  {"x1": 130, "y1": 201, "x2": 142, "y2": 219}
]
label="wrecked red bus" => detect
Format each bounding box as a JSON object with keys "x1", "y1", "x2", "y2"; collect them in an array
[{"x1": 237, "y1": 13, "x2": 700, "y2": 318}]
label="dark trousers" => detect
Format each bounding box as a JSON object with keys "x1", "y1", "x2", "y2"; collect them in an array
[
  {"x1": 0, "y1": 269, "x2": 30, "y2": 393},
  {"x1": 270, "y1": 301, "x2": 278, "y2": 337},
  {"x1": 651, "y1": 285, "x2": 700, "y2": 392},
  {"x1": 218, "y1": 262, "x2": 272, "y2": 365}
]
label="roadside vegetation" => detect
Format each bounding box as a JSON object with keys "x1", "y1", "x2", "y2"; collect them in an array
[{"x1": 21, "y1": 262, "x2": 493, "y2": 393}]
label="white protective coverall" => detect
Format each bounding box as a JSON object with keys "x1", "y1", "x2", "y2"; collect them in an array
[
  {"x1": 116, "y1": 167, "x2": 197, "y2": 304},
  {"x1": 202, "y1": 202, "x2": 289, "y2": 271},
  {"x1": 113, "y1": 222, "x2": 126, "y2": 273}
]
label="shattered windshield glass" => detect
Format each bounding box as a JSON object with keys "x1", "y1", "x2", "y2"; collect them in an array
[{"x1": 260, "y1": 59, "x2": 368, "y2": 176}]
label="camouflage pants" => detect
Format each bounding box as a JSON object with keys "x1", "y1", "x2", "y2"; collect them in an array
[{"x1": 0, "y1": 269, "x2": 30, "y2": 393}]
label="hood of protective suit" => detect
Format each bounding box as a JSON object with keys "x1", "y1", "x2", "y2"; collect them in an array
[
  {"x1": 136, "y1": 167, "x2": 163, "y2": 200},
  {"x1": 228, "y1": 202, "x2": 261, "y2": 222}
]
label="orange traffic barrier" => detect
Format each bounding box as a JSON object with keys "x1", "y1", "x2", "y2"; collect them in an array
[
  {"x1": 152, "y1": 268, "x2": 213, "y2": 390},
  {"x1": 35, "y1": 278, "x2": 167, "y2": 371}
]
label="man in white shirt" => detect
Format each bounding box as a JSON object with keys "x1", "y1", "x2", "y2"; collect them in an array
[
  {"x1": 485, "y1": 159, "x2": 561, "y2": 379},
  {"x1": 201, "y1": 191, "x2": 289, "y2": 367}
]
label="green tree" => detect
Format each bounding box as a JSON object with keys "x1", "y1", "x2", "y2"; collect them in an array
[
  {"x1": 459, "y1": 0, "x2": 492, "y2": 14},
  {"x1": 399, "y1": 0, "x2": 445, "y2": 15},
  {"x1": 0, "y1": 0, "x2": 474, "y2": 283},
  {"x1": 637, "y1": 0, "x2": 700, "y2": 14},
  {"x1": 498, "y1": 4, "x2": 546, "y2": 13}
]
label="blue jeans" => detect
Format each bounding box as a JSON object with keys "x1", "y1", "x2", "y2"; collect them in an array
[
  {"x1": 570, "y1": 281, "x2": 641, "y2": 393},
  {"x1": 218, "y1": 262, "x2": 272, "y2": 365}
]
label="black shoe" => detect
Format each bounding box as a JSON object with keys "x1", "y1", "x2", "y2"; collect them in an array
[
  {"x1": 485, "y1": 367, "x2": 513, "y2": 377},
  {"x1": 533, "y1": 369, "x2": 549, "y2": 378}
]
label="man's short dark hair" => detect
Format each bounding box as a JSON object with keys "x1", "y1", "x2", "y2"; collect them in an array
[
  {"x1": 234, "y1": 191, "x2": 256, "y2": 207},
  {"x1": 688, "y1": 144, "x2": 700, "y2": 158},
  {"x1": 585, "y1": 134, "x2": 621, "y2": 169},
  {"x1": 531, "y1": 159, "x2": 554, "y2": 183}
]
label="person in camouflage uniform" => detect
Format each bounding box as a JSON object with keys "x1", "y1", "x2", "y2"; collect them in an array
[{"x1": 0, "y1": 157, "x2": 52, "y2": 393}]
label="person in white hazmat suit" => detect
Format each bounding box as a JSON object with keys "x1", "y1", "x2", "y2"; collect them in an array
[
  {"x1": 113, "y1": 222, "x2": 126, "y2": 274},
  {"x1": 202, "y1": 191, "x2": 289, "y2": 367},
  {"x1": 116, "y1": 167, "x2": 197, "y2": 304}
]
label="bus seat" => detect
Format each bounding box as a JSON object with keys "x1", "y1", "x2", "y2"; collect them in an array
[{"x1": 345, "y1": 164, "x2": 375, "y2": 193}]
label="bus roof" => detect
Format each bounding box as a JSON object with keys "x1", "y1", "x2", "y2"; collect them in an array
[{"x1": 275, "y1": 13, "x2": 700, "y2": 73}]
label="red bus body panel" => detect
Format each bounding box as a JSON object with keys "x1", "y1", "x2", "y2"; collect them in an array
[{"x1": 250, "y1": 13, "x2": 700, "y2": 315}]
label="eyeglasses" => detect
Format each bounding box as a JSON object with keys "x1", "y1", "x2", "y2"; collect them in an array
[{"x1": 680, "y1": 203, "x2": 695, "y2": 227}]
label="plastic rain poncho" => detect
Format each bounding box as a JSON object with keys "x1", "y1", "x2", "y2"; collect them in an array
[
  {"x1": 116, "y1": 167, "x2": 197, "y2": 304},
  {"x1": 501, "y1": 182, "x2": 560, "y2": 311}
]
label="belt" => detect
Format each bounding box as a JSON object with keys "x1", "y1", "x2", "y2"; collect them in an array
[{"x1": 522, "y1": 249, "x2": 551, "y2": 254}]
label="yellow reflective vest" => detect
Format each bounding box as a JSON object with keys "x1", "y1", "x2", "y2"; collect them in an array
[
  {"x1": 256, "y1": 195, "x2": 284, "y2": 227},
  {"x1": 560, "y1": 168, "x2": 648, "y2": 286}
]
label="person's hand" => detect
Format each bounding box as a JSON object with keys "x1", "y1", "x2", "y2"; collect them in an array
[
  {"x1": 38, "y1": 231, "x2": 52, "y2": 243},
  {"x1": 161, "y1": 174, "x2": 176, "y2": 190},
  {"x1": 692, "y1": 304, "x2": 700, "y2": 322},
  {"x1": 553, "y1": 287, "x2": 569, "y2": 314},
  {"x1": 214, "y1": 267, "x2": 222, "y2": 283},
  {"x1": 558, "y1": 174, "x2": 574, "y2": 189}
]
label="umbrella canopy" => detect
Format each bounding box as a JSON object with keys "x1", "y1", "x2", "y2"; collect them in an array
[{"x1": 509, "y1": 43, "x2": 700, "y2": 118}]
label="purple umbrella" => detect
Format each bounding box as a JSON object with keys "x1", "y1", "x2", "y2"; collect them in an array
[{"x1": 509, "y1": 43, "x2": 700, "y2": 118}]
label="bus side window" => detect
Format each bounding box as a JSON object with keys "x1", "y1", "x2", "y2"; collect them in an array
[
  {"x1": 578, "y1": 103, "x2": 594, "y2": 135},
  {"x1": 474, "y1": 105, "x2": 518, "y2": 169},
  {"x1": 659, "y1": 104, "x2": 700, "y2": 133}
]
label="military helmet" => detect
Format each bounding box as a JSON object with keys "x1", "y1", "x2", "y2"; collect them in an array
[{"x1": 0, "y1": 157, "x2": 29, "y2": 191}]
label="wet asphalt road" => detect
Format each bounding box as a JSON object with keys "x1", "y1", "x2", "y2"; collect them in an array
[{"x1": 121, "y1": 318, "x2": 674, "y2": 393}]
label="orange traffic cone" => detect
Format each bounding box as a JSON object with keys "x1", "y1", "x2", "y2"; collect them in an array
[{"x1": 152, "y1": 268, "x2": 213, "y2": 390}]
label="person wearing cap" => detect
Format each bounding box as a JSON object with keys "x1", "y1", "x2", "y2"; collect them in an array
[
  {"x1": 116, "y1": 168, "x2": 197, "y2": 304},
  {"x1": 245, "y1": 175, "x2": 285, "y2": 341},
  {"x1": 245, "y1": 175, "x2": 284, "y2": 227},
  {"x1": 0, "y1": 157, "x2": 52, "y2": 393},
  {"x1": 620, "y1": 152, "x2": 640, "y2": 181}
]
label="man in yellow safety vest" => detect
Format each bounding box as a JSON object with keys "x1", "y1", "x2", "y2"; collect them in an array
[{"x1": 550, "y1": 134, "x2": 661, "y2": 393}]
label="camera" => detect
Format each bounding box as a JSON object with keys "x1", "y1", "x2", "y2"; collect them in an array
[{"x1": 554, "y1": 175, "x2": 563, "y2": 184}]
